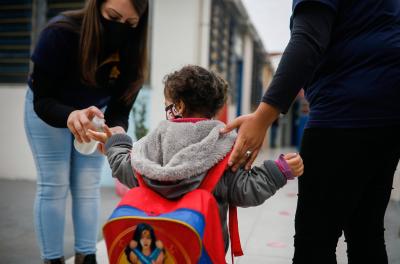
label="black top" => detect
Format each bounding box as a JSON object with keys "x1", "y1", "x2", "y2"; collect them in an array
[
  {"x1": 28, "y1": 16, "x2": 138, "y2": 130},
  {"x1": 262, "y1": 2, "x2": 334, "y2": 114},
  {"x1": 263, "y1": 0, "x2": 400, "y2": 128}
]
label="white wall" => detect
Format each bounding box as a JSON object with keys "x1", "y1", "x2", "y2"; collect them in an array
[
  {"x1": 149, "y1": 0, "x2": 211, "y2": 129},
  {"x1": 0, "y1": 85, "x2": 36, "y2": 180},
  {"x1": 242, "y1": 0, "x2": 292, "y2": 53},
  {"x1": 241, "y1": 34, "x2": 254, "y2": 115}
]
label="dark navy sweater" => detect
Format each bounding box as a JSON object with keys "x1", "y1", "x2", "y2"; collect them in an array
[
  {"x1": 263, "y1": 0, "x2": 400, "y2": 128},
  {"x1": 29, "y1": 17, "x2": 138, "y2": 130}
]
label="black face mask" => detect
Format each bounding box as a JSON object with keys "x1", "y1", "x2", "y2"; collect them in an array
[{"x1": 100, "y1": 15, "x2": 136, "y2": 52}]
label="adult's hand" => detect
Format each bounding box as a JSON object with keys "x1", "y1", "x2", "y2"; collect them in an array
[
  {"x1": 67, "y1": 106, "x2": 104, "y2": 143},
  {"x1": 221, "y1": 103, "x2": 280, "y2": 171}
]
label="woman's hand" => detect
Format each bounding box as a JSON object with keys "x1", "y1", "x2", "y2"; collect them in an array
[
  {"x1": 284, "y1": 153, "x2": 304, "y2": 177},
  {"x1": 67, "y1": 106, "x2": 104, "y2": 143},
  {"x1": 221, "y1": 103, "x2": 280, "y2": 171}
]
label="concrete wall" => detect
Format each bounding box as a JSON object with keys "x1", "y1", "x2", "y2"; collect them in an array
[
  {"x1": 148, "y1": 0, "x2": 211, "y2": 129},
  {"x1": 241, "y1": 34, "x2": 253, "y2": 115},
  {"x1": 0, "y1": 85, "x2": 36, "y2": 180}
]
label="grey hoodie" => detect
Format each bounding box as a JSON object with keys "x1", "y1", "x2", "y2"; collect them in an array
[{"x1": 105, "y1": 119, "x2": 287, "y2": 250}]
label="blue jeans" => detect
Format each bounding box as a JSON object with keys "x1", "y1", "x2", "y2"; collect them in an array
[{"x1": 24, "y1": 89, "x2": 104, "y2": 260}]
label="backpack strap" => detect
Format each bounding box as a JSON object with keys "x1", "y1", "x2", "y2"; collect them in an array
[
  {"x1": 199, "y1": 151, "x2": 231, "y2": 192},
  {"x1": 134, "y1": 171, "x2": 147, "y2": 188},
  {"x1": 134, "y1": 151, "x2": 231, "y2": 191},
  {"x1": 229, "y1": 206, "x2": 244, "y2": 261},
  {"x1": 199, "y1": 152, "x2": 244, "y2": 262}
]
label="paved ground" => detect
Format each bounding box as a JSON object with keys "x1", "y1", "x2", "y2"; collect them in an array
[
  {"x1": 0, "y1": 180, "x2": 120, "y2": 264},
  {"x1": 1, "y1": 148, "x2": 400, "y2": 264}
]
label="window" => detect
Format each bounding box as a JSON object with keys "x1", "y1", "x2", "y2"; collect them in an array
[
  {"x1": 0, "y1": 0, "x2": 33, "y2": 83},
  {"x1": 46, "y1": 0, "x2": 83, "y2": 20}
]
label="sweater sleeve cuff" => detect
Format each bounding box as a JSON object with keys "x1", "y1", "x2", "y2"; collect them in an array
[
  {"x1": 275, "y1": 154, "x2": 295, "y2": 180},
  {"x1": 263, "y1": 160, "x2": 287, "y2": 187},
  {"x1": 105, "y1": 133, "x2": 133, "y2": 151}
]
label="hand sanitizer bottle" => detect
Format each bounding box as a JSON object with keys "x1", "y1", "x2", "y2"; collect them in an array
[{"x1": 74, "y1": 116, "x2": 105, "y2": 155}]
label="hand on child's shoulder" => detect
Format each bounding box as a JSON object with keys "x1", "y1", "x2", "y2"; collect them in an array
[{"x1": 284, "y1": 153, "x2": 304, "y2": 177}]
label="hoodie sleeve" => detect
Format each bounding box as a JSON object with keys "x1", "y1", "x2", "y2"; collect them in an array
[
  {"x1": 105, "y1": 133, "x2": 138, "y2": 188},
  {"x1": 217, "y1": 160, "x2": 287, "y2": 207}
]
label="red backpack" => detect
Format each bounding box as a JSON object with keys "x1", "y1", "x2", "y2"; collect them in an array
[{"x1": 103, "y1": 153, "x2": 243, "y2": 263}]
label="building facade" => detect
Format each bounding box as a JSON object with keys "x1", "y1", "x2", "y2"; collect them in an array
[{"x1": 0, "y1": 0, "x2": 272, "y2": 182}]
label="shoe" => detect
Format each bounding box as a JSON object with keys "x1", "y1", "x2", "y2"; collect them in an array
[
  {"x1": 44, "y1": 257, "x2": 65, "y2": 264},
  {"x1": 75, "y1": 253, "x2": 97, "y2": 264}
]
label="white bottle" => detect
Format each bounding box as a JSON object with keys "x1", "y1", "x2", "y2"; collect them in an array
[{"x1": 73, "y1": 116, "x2": 105, "y2": 155}]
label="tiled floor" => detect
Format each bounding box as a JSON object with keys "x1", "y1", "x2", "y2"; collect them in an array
[{"x1": 2, "y1": 148, "x2": 400, "y2": 263}]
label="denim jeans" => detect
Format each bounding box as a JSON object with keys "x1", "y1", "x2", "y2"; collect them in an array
[{"x1": 24, "y1": 88, "x2": 104, "y2": 260}]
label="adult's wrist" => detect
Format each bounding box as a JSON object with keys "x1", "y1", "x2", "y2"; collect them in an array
[{"x1": 254, "y1": 102, "x2": 280, "y2": 125}]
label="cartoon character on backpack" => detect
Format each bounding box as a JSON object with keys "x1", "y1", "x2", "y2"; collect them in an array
[{"x1": 124, "y1": 223, "x2": 165, "y2": 264}]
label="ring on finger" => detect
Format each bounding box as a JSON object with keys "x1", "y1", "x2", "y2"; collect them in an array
[{"x1": 245, "y1": 150, "x2": 252, "y2": 158}]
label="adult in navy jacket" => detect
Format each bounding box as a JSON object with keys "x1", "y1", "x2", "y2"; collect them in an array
[{"x1": 222, "y1": 1, "x2": 400, "y2": 263}]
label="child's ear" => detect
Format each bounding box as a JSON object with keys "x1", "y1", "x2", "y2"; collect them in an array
[{"x1": 175, "y1": 100, "x2": 185, "y2": 115}]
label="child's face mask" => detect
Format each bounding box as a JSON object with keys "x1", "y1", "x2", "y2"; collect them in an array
[{"x1": 165, "y1": 103, "x2": 182, "y2": 120}]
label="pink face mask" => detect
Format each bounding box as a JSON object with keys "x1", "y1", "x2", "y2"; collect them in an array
[{"x1": 165, "y1": 103, "x2": 182, "y2": 120}]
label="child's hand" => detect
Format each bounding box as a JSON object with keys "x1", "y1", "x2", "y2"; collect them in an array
[
  {"x1": 88, "y1": 125, "x2": 126, "y2": 154},
  {"x1": 283, "y1": 153, "x2": 304, "y2": 177},
  {"x1": 109, "y1": 126, "x2": 126, "y2": 135},
  {"x1": 87, "y1": 124, "x2": 113, "y2": 144}
]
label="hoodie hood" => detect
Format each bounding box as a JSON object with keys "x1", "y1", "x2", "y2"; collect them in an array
[{"x1": 130, "y1": 119, "x2": 236, "y2": 182}]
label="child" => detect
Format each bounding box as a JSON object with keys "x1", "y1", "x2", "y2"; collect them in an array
[{"x1": 88, "y1": 65, "x2": 303, "y2": 252}]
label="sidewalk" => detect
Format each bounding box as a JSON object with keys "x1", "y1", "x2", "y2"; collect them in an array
[{"x1": 2, "y1": 148, "x2": 400, "y2": 263}]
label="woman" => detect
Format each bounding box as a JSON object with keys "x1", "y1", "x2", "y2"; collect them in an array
[
  {"x1": 222, "y1": 0, "x2": 400, "y2": 263},
  {"x1": 24, "y1": 0, "x2": 148, "y2": 263}
]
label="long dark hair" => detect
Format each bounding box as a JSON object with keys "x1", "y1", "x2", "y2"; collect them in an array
[{"x1": 54, "y1": 0, "x2": 149, "y2": 103}]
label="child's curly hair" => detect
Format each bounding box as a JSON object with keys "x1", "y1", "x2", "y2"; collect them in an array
[{"x1": 163, "y1": 65, "x2": 228, "y2": 118}]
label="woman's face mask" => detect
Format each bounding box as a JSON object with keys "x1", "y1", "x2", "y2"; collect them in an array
[{"x1": 100, "y1": 15, "x2": 136, "y2": 52}]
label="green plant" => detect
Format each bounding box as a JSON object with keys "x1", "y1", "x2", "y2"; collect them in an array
[{"x1": 132, "y1": 100, "x2": 148, "y2": 140}]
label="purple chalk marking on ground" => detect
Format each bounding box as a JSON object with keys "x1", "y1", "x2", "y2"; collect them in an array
[
  {"x1": 279, "y1": 210, "x2": 291, "y2": 216},
  {"x1": 267, "y1": 241, "x2": 287, "y2": 248}
]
